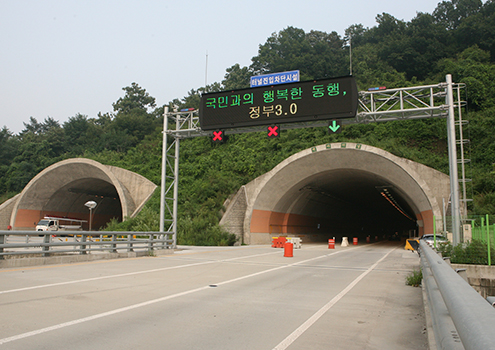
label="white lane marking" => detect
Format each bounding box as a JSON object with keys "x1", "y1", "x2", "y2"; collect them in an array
[
  {"x1": 0, "y1": 250, "x2": 280, "y2": 295},
  {"x1": 0, "y1": 284, "x2": 212, "y2": 345},
  {"x1": 272, "y1": 247, "x2": 397, "y2": 350},
  {"x1": 0, "y1": 248, "x2": 355, "y2": 345}
]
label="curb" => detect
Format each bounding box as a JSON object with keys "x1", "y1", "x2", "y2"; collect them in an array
[{"x1": 0, "y1": 249, "x2": 174, "y2": 269}]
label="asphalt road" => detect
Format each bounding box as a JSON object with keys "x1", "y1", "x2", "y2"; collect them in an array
[{"x1": 0, "y1": 242, "x2": 428, "y2": 349}]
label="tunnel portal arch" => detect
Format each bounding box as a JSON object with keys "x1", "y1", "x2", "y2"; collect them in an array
[
  {"x1": 5, "y1": 158, "x2": 157, "y2": 231},
  {"x1": 220, "y1": 143, "x2": 451, "y2": 245}
]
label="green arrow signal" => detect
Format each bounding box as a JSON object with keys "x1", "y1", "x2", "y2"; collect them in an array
[{"x1": 328, "y1": 120, "x2": 341, "y2": 133}]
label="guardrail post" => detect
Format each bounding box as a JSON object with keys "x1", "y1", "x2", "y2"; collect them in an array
[
  {"x1": 162, "y1": 233, "x2": 169, "y2": 249},
  {"x1": 42, "y1": 234, "x2": 51, "y2": 257},
  {"x1": 111, "y1": 234, "x2": 117, "y2": 253},
  {"x1": 0, "y1": 234, "x2": 4, "y2": 259},
  {"x1": 80, "y1": 234, "x2": 87, "y2": 255},
  {"x1": 148, "y1": 233, "x2": 154, "y2": 252},
  {"x1": 127, "y1": 234, "x2": 134, "y2": 252},
  {"x1": 455, "y1": 268, "x2": 468, "y2": 283}
]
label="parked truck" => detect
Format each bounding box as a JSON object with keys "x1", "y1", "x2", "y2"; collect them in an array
[{"x1": 36, "y1": 216, "x2": 87, "y2": 232}]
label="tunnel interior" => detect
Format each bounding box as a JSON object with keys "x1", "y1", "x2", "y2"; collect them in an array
[
  {"x1": 43, "y1": 178, "x2": 123, "y2": 230},
  {"x1": 267, "y1": 169, "x2": 418, "y2": 242}
]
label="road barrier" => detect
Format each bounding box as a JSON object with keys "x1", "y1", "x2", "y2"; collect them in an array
[
  {"x1": 287, "y1": 237, "x2": 302, "y2": 249},
  {"x1": 271, "y1": 236, "x2": 287, "y2": 248},
  {"x1": 420, "y1": 240, "x2": 495, "y2": 350},
  {"x1": 328, "y1": 238, "x2": 335, "y2": 249},
  {"x1": 271, "y1": 237, "x2": 302, "y2": 249},
  {"x1": 283, "y1": 242, "x2": 293, "y2": 257},
  {"x1": 0, "y1": 231, "x2": 174, "y2": 259}
]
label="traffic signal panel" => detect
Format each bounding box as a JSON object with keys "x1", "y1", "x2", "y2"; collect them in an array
[
  {"x1": 328, "y1": 120, "x2": 342, "y2": 134},
  {"x1": 212, "y1": 130, "x2": 225, "y2": 143},
  {"x1": 267, "y1": 125, "x2": 280, "y2": 138}
]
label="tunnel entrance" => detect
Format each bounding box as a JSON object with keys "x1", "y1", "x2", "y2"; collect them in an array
[
  {"x1": 220, "y1": 143, "x2": 450, "y2": 245},
  {"x1": 5, "y1": 158, "x2": 157, "y2": 231},
  {"x1": 266, "y1": 169, "x2": 418, "y2": 242}
]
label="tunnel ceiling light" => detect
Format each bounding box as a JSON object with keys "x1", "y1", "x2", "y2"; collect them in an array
[
  {"x1": 379, "y1": 191, "x2": 414, "y2": 221},
  {"x1": 375, "y1": 185, "x2": 414, "y2": 221}
]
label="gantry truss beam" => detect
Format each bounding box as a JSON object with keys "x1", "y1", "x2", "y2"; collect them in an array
[{"x1": 357, "y1": 82, "x2": 464, "y2": 123}]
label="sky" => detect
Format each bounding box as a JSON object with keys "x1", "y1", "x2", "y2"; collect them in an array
[{"x1": 0, "y1": 0, "x2": 440, "y2": 134}]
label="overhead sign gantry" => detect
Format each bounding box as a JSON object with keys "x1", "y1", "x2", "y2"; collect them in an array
[{"x1": 161, "y1": 75, "x2": 466, "y2": 248}]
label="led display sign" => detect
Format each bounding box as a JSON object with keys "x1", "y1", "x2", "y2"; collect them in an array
[{"x1": 199, "y1": 76, "x2": 358, "y2": 131}]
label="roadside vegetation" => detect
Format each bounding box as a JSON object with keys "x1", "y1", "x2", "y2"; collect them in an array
[
  {"x1": 437, "y1": 240, "x2": 495, "y2": 265},
  {"x1": 406, "y1": 269, "x2": 423, "y2": 287},
  {"x1": 1, "y1": 0, "x2": 495, "y2": 245}
]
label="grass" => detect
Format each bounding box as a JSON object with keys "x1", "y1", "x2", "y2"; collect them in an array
[{"x1": 405, "y1": 269, "x2": 422, "y2": 287}]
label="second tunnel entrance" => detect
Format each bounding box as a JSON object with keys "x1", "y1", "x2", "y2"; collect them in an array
[{"x1": 220, "y1": 143, "x2": 451, "y2": 245}]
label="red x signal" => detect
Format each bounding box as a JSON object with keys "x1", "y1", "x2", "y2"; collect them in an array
[
  {"x1": 267, "y1": 125, "x2": 280, "y2": 138},
  {"x1": 212, "y1": 130, "x2": 224, "y2": 142}
]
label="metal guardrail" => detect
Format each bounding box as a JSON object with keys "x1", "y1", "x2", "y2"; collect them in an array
[
  {"x1": 0, "y1": 231, "x2": 174, "y2": 258},
  {"x1": 420, "y1": 240, "x2": 495, "y2": 350}
]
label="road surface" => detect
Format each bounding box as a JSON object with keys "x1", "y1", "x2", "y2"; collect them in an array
[{"x1": 0, "y1": 242, "x2": 427, "y2": 349}]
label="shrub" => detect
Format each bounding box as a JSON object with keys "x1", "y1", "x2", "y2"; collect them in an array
[
  {"x1": 437, "y1": 240, "x2": 495, "y2": 265},
  {"x1": 178, "y1": 216, "x2": 237, "y2": 246},
  {"x1": 406, "y1": 269, "x2": 422, "y2": 287}
]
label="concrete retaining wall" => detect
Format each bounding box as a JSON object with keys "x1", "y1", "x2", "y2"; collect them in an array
[{"x1": 452, "y1": 263, "x2": 495, "y2": 298}]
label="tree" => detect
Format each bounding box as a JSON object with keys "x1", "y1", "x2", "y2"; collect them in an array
[
  {"x1": 344, "y1": 24, "x2": 368, "y2": 47},
  {"x1": 435, "y1": 45, "x2": 495, "y2": 110},
  {"x1": 20, "y1": 116, "x2": 60, "y2": 136},
  {"x1": 250, "y1": 27, "x2": 308, "y2": 76},
  {"x1": 7, "y1": 119, "x2": 66, "y2": 191},
  {"x1": 63, "y1": 113, "x2": 106, "y2": 155},
  {"x1": 367, "y1": 13, "x2": 406, "y2": 42},
  {"x1": 107, "y1": 83, "x2": 160, "y2": 152},
  {"x1": 303, "y1": 30, "x2": 348, "y2": 78},
  {"x1": 454, "y1": 0, "x2": 495, "y2": 60},
  {"x1": 0, "y1": 127, "x2": 18, "y2": 193},
  {"x1": 434, "y1": 0, "x2": 483, "y2": 30},
  {"x1": 250, "y1": 27, "x2": 347, "y2": 80},
  {"x1": 112, "y1": 82, "x2": 156, "y2": 114},
  {"x1": 0, "y1": 127, "x2": 17, "y2": 164},
  {"x1": 389, "y1": 13, "x2": 451, "y2": 80},
  {"x1": 222, "y1": 64, "x2": 251, "y2": 90},
  {"x1": 351, "y1": 43, "x2": 408, "y2": 90}
]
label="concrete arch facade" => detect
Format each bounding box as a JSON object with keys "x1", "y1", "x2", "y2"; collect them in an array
[
  {"x1": 220, "y1": 142, "x2": 451, "y2": 245},
  {"x1": 0, "y1": 158, "x2": 157, "y2": 231}
]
